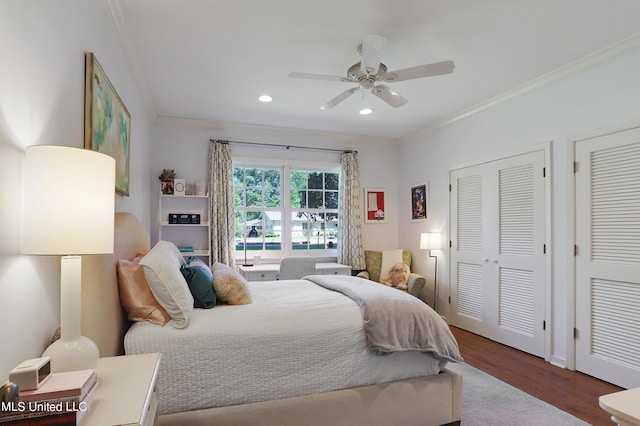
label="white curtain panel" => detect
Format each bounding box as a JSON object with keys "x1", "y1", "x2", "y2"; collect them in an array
[
  {"x1": 338, "y1": 151, "x2": 366, "y2": 270},
  {"x1": 208, "y1": 140, "x2": 236, "y2": 266}
]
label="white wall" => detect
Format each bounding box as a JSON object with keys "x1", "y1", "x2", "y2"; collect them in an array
[
  {"x1": 150, "y1": 120, "x2": 402, "y2": 254},
  {"x1": 0, "y1": 0, "x2": 154, "y2": 379},
  {"x1": 399, "y1": 48, "x2": 640, "y2": 366}
]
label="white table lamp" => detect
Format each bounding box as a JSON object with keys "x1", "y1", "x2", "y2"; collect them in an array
[
  {"x1": 420, "y1": 232, "x2": 442, "y2": 310},
  {"x1": 22, "y1": 145, "x2": 115, "y2": 372}
]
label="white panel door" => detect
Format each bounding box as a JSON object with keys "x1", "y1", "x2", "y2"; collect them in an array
[
  {"x1": 575, "y1": 127, "x2": 640, "y2": 389},
  {"x1": 451, "y1": 150, "x2": 546, "y2": 357}
]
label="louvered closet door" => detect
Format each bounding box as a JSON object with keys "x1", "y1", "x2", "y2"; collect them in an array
[
  {"x1": 575, "y1": 127, "x2": 640, "y2": 389},
  {"x1": 451, "y1": 150, "x2": 546, "y2": 357}
]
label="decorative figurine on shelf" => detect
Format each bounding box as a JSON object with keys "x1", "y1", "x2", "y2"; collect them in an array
[{"x1": 159, "y1": 169, "x2": 176, "y2": 194}]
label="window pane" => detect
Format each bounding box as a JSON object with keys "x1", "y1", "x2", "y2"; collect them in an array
[
  {"x1": 308, "y1": 190, "x2": 323, "y2": 208},
  {"x1": 245, "y1": 168, "x2": 262, "y2": 187},
  {"x1": 290, "y1": 189, "x2": 306, "y2": 208},
  {"x1": 233, "y1": 168, "x2": 244, "y2": 186},
  {"x1": 265, "y1": 188, "x2": 281, "y2": 207},
  {"x1": 234, "y1": 188, "x2": 245, "y2": 207},
  {"x1": 290, "y1": 171, "x2": 308, "y2": 189},
  {"x1": 264, "y1": 170, "x2": 280, "y2": 188},
  {"x1": 246, "y1": 188, "x2": 262, "y2": 207},
  {"x1": 325, "y1": 173, "x2": 339, "y2": 190},
  {"x1": 308, "y1": 172, "x2": 323, "y2": 189},
  {"x1": 325, "y1": 191, "x2": 338, "y2": 209},
  {"x1": 291, "y1": 211, "x2": 309, "y2": 250}
]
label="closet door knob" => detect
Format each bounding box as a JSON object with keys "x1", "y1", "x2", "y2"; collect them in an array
[{"x1": 482, "y1": 258, "x2": 489, "y2": 262}]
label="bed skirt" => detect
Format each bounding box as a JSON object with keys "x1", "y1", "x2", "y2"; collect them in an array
[{"x1": 159, "y1": 368, "x2": 462, "y2": 426}]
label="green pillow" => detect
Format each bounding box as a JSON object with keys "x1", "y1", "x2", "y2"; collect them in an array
[{"x1": 180, "y1": 257, "x2": 216, "y2": 309}]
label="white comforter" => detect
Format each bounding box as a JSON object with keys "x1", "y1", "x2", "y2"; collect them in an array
[{"x1": 125, "y1": 279, "x2": 444, "y2": 415}]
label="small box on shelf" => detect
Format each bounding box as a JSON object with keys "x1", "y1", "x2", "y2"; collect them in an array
[{"x1": 168, "y1": 213, "x2": 201, "y2": 224}]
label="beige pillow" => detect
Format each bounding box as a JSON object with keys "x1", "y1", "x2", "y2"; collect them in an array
[
  {"x1": 379, "y1": 249, "x2": 404, "y2": 281},
  {"x1": 117, "y1": 256, "x2": 170, "y2": 325},
  {"x1": 211, "y1": 262, "x2": 252, "y2": 305}
]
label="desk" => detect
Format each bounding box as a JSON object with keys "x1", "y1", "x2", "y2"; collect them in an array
[
  {"x1": 599, "y1": 387, "x2": 640, "y2": 426},
  {"x1": 238, "y1": 262, "x2": 351, "y2": 281}
]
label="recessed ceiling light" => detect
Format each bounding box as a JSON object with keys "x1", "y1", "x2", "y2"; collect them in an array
[
  {"x1": 359, "y1": 108, "x2": 373, "y2": 115},
  {"x1": 258, "y1": 95, "x2": 273, "y2": 103}
]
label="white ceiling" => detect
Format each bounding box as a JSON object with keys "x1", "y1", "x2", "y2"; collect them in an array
[{"x1": 112, "y1": 0, "x2": 640, "y2": 140}]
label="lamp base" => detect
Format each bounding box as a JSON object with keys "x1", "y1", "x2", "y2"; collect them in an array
[{"x1": 42, "y1": 336, "x2": 99, "y2": 373}]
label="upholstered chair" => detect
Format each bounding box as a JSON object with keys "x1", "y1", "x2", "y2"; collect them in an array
[
  {"x1": 278, "y1": 257, "x2": 317, "y2": 280},
  {"x1": 357, "y1": 250, "x2": 427, "y2": 299}
]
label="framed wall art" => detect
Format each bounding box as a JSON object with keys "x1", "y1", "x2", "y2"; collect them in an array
[
  {"x1": 410, "y1": 182, "x2": 429, "y2": 221},
  {"x1": 84, "y1": 52, "x2": 131, "y2": 196},
  {"x1": 364, "y1": 188, "x2": 386, "y2": 223}
]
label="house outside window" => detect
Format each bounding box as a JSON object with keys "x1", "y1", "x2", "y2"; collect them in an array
[{"x1": 233, "y1": 163, "x2": 340, "y2": 257}]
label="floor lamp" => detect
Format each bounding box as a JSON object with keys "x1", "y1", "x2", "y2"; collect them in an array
[
  {"x1": 22, "y1": 145, "x2": 115, "y2": 372},
  {"x1": 420, "y1": 232, "x2": 442, "y2": 311}
]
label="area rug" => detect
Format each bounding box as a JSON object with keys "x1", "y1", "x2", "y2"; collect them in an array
[{"x1": 448, "y1": 362, "x2": 589, "y2": 425}]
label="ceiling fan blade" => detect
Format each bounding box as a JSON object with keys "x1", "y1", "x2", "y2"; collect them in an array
[
  {"x1": 382, "y1": 60, "x2": 455, "y2": 82},
  {"x1": 320, "y1": 87, "x2": 360, "y2": 110},
  {"x1": 360, "y1": 35, "x2": 387, "y2": 75},
  {"x1": 371, "y1": 85, "x2": 408, "y2": 108},
  {"x1": 288, "y1": 72, "x2": 351, "y2": 83}
]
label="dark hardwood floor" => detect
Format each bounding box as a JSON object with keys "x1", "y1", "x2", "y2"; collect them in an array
[{"x1": 450, "y1": 326, "x2": 623, "y2": 426}]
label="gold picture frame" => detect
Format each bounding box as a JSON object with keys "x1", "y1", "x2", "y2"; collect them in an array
[{"x1": 84, "y1": 52, "x2": 131, "y2": 196}]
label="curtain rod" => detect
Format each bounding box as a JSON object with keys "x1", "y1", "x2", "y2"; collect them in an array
[{"x1": 210, "y1": 139, "x2": 356, "y2": 154}]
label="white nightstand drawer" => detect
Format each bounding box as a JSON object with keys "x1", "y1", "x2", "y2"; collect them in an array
[
  {"x1": 322, "y1": 268, "x2": 351, "y2": 276},
  {"x1": 245, "y1": 270, "x2": 279, "y2": 281}
]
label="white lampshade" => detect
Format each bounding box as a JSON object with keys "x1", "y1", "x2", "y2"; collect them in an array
[
  {"x1": 420, "y1": 232, "x2": 442, "y2": 250},
  {"x1": 22, "y1": 145, "x2": 115, "y2": 255},
  {"x1": 22, "y1": 145, "x2": 115, "y2": 372}
]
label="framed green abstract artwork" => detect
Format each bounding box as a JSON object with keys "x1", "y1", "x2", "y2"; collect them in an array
[{"x1": 84, "y1": 52, "x2": 131, "y2": 196}]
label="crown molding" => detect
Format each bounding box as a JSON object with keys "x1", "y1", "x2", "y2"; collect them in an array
[
  {"x1": 104, "y1": 0, "x2": 158, "y2": 121},
  {"x1": 400, "y1": 31, "x2": 640, "y2": 144},
  {"x1": 155, "y1": 116, "x2": 395, "y2": 145}
]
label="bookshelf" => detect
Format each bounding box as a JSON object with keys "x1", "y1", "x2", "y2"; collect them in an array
[{"x1": 159, "y1": 193, "x2": 211, "y2": 265}]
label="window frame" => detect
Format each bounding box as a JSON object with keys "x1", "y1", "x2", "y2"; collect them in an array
[{"x1": 232, "y1": 158, "x2": 341, "y2": 259}]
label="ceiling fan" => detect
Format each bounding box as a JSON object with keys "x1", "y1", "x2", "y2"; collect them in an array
[{"x1": 288, "y1": 35, "x2": 454, "y2": 110}]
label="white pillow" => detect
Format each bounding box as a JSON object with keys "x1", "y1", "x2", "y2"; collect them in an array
[
  {"x1": 379, "y1": 249, "x2": 404, "y2": 281},
  {"x1": 140, "y1": 241, "x2": 193, "y2": 328}
]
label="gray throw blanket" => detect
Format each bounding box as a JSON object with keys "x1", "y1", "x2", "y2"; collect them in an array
[{"x1": 304, "y1": 275, "x2": 463, "y2": 364}]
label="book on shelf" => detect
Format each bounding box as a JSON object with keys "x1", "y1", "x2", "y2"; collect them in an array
[{"x1": 178, "y1": 246, "x2": 194, "y2": 253}]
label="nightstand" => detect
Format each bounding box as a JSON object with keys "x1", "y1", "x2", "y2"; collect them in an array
[
  {"x1": 81, "y1": 352, "x2": 161, "y2": 426},
  {"x1": 238, "y1": 262, "x2": 351, "y2": 281},
  {"x1": 599, "y1": 387, "x2": 640, "y2": 426}
]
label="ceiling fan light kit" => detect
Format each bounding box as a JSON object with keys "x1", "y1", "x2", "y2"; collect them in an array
[{"x1": 289, "y1": 35, "x2": 454, "y2": 111}]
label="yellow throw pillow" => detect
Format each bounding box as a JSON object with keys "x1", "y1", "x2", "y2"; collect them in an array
[{"x1": 211, "y1": 263, "x2": 252, "y2": 305}]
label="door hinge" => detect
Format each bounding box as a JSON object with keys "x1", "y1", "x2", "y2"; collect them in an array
[
  {"x1": 573, "y1": 161, "x2": 578, "y2": 173},
  {"x1": 543, "y1": 320, "x2": 546, "y2": 330},
  {"x1": 574, "y1": 245, "x2": 578, "y2": 256},
  {"x1": 449, "y1": 240, "x2": 452, "y2": 248},
  {"x1": 543, "y1": 167, "x2": 546, "y2": 177},
  {"x1": 543, "y1": 244, "x2": 546, "y2": 254},
  {"x1": 448, "y1": 296, "x2": 451, "y2": 304},
  {"x1": 574, "y1": 327, "x2": 578, "y2": 339},
  {"x1": 449, "y1": 184, "x2": 452, "y2": 192}
]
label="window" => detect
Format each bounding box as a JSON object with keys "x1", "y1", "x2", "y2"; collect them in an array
[{"x1": 233, "y1": 163, "x2": 340, "y2": 256}]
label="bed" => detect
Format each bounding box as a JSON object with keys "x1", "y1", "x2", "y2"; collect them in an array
[{"x1": 81, "y1": 213, "x2": 463, "y2": 426}]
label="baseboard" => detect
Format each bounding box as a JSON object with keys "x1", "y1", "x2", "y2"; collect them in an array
[{"x1": 550, "y1": 355, "x2": 567, "y2": 369}]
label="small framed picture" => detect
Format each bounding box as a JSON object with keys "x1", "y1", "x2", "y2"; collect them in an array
[
  {"x1": 410, "y1": 183, "x2": 428, "y2": 221},
  {"x1": 364, "y1": 188, "x2": 386, "y2": 223}
]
